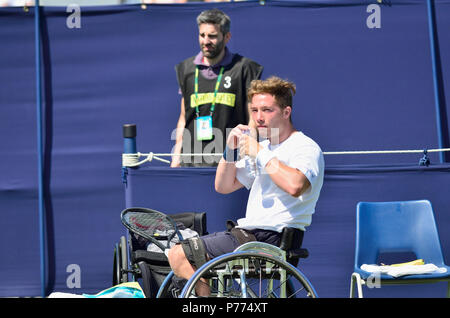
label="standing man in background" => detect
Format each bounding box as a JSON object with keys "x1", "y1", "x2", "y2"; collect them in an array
[{"x1": 171, "y1": 8, "x2": 263, "y2": 167}]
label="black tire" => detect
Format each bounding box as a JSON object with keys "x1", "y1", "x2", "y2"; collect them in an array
[
  {"x1": 119, "y1": 235, "x2": 128, "y2": 283},
  {"x1": 113, "y1": 242, "x2": 120, "y2": 285}
]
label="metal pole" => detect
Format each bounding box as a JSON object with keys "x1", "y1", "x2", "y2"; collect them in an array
[
  {"x1": 34, "y1": 0, "x2": 46, "y2": 297},
  {"x1": 427, "y1": 0, "x2": 444, "y2": 163}
]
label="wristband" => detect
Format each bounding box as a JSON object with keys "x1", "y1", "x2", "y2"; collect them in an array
[
  {"x1": 256, "y1": 147, "x2": 276, "y2": 168},
  {"x1": 223, "y1": 146, "x2": 239, "y2": 162}
]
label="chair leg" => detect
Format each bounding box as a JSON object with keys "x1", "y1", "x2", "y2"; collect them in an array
[
  {"x1": 350, "y1": 274, "x2": 355, "y2": 298},
  {"x1": 350, "y1": 273, "x2": 364, "y2": 298},
  {"x1": 447, "y1": 282, "x2": 450, "y2": 298}
]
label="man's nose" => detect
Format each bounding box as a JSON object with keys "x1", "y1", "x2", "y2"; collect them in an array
[{"x1": 255, "y1": 111, "x2": 264, "y2": 123}]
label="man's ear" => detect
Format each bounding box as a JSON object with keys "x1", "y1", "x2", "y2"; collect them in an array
[
  {"x1": 224, "y1": 32, "x2": 231, "y2": 44},
  {"x1": 283, "y1": 106, "x2": 292, "y2": 119}
]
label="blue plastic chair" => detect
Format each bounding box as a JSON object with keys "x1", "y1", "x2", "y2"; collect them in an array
[{"x1": 350, "y1": 200, "x2": 450, "y2": 298}]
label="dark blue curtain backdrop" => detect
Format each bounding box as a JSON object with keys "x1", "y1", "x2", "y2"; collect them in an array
[{"x1": 0, "y1": 0, "x2": 449, "y2": 297}]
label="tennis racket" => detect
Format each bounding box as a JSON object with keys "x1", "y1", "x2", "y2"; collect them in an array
[{"x1": 121, "y1": 207, "x2": 183, "y2": 252}]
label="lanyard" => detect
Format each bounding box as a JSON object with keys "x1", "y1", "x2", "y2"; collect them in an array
[{"x1": 194, "y1": 66, "x2": 225, "y2": 117}]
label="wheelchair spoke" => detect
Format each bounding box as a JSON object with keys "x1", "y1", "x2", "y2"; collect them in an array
[{"x1": 288, "y1": 285, "x2": 306, "y2": 298}]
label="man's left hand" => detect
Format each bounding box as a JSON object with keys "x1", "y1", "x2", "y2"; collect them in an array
[{"x1": 239, "y1": 133, "x2": 260, "y2": 158}]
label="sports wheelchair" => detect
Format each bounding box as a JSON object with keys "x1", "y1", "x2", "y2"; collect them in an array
[{"x1": 113, "y1": 207, "x2": 317, "y2": 298}]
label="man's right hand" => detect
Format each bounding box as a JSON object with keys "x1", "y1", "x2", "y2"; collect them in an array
[{"x1": 226, "y1": 124, "x2": 249, "y2": 150}]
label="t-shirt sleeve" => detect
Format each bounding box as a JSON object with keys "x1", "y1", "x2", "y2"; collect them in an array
[{"x1": 289, "y1": 145, "x2": 323, "y2": 193}]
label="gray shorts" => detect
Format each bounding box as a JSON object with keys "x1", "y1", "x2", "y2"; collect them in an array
[{"x1": 199, "y1": 229, "x2": 282, "y2": 259}]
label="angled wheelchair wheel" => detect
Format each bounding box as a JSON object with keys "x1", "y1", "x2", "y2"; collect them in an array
[
  {"x1": 120, "y1": 236, "x2": 129, "y2": 283},
  {"x1": 180, "y1": 251, "x2": 318, "y2": 298},
  {"x1": 113, "y1": 236, "x2": 129, "y2": 285},
  {"x1": 156, "y1": 271, "x2": 176, "y2": 298}
]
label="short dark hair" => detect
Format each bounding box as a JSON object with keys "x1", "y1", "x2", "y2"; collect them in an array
[{"x1": 196, "y1": 9, "x2": 231, "y2": 35}]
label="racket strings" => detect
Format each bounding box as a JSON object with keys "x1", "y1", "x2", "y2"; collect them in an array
[{"x1": 123, "y1": 211, "x2": 176, "y2": 241}]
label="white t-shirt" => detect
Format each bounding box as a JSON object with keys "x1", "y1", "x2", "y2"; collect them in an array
[{"x1": 236, "y1": 131, "x2": 324, "y2": 232}]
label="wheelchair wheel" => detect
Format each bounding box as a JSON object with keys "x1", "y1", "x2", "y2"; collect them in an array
[
  {"x1": 180, "y1": 251, "x2": 317, "y2": 298},
  {"x1": 156, "y1": 271, "x2": 175, "y2": 298},
  {"x1": 120, "y1": 236, "x2": 128, "y2": 283},
  {"x1": 113, "y1": 236, "x2": 129, "y2": 285}
]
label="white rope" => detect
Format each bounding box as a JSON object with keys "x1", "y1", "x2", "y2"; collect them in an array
[
  {"x1": 122, "y1": 152, "x2": 170, "y2": 167},
  {"x1": 122, "y1": 148, "x2": 450, "y2": 167},
  {"x1": 322, "y1": 148, "x2": 450, "y2": 155}
]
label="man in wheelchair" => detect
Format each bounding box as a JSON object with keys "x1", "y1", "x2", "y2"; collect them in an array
[{"x1": 168, "y1": 76, "x2": 325, "y2": 296}]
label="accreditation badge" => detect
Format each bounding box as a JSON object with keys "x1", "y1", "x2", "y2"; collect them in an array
[{"x1": 196, "y1": 115, "x2": 213, "y2": 141}]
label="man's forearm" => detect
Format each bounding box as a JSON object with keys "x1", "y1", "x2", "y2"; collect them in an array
[
  {"x1": 171, "y1": 101, "x2": 186, "y2": 167},
  {"x1": 215, "y1": 157, "x2": 242, "y2": 194},
  {"x1": 262, "y1": 156, "x2": 310, "y2": 197},
  {"x1": 215, "y1": 125, "x2": 247, "y2": 194}
]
